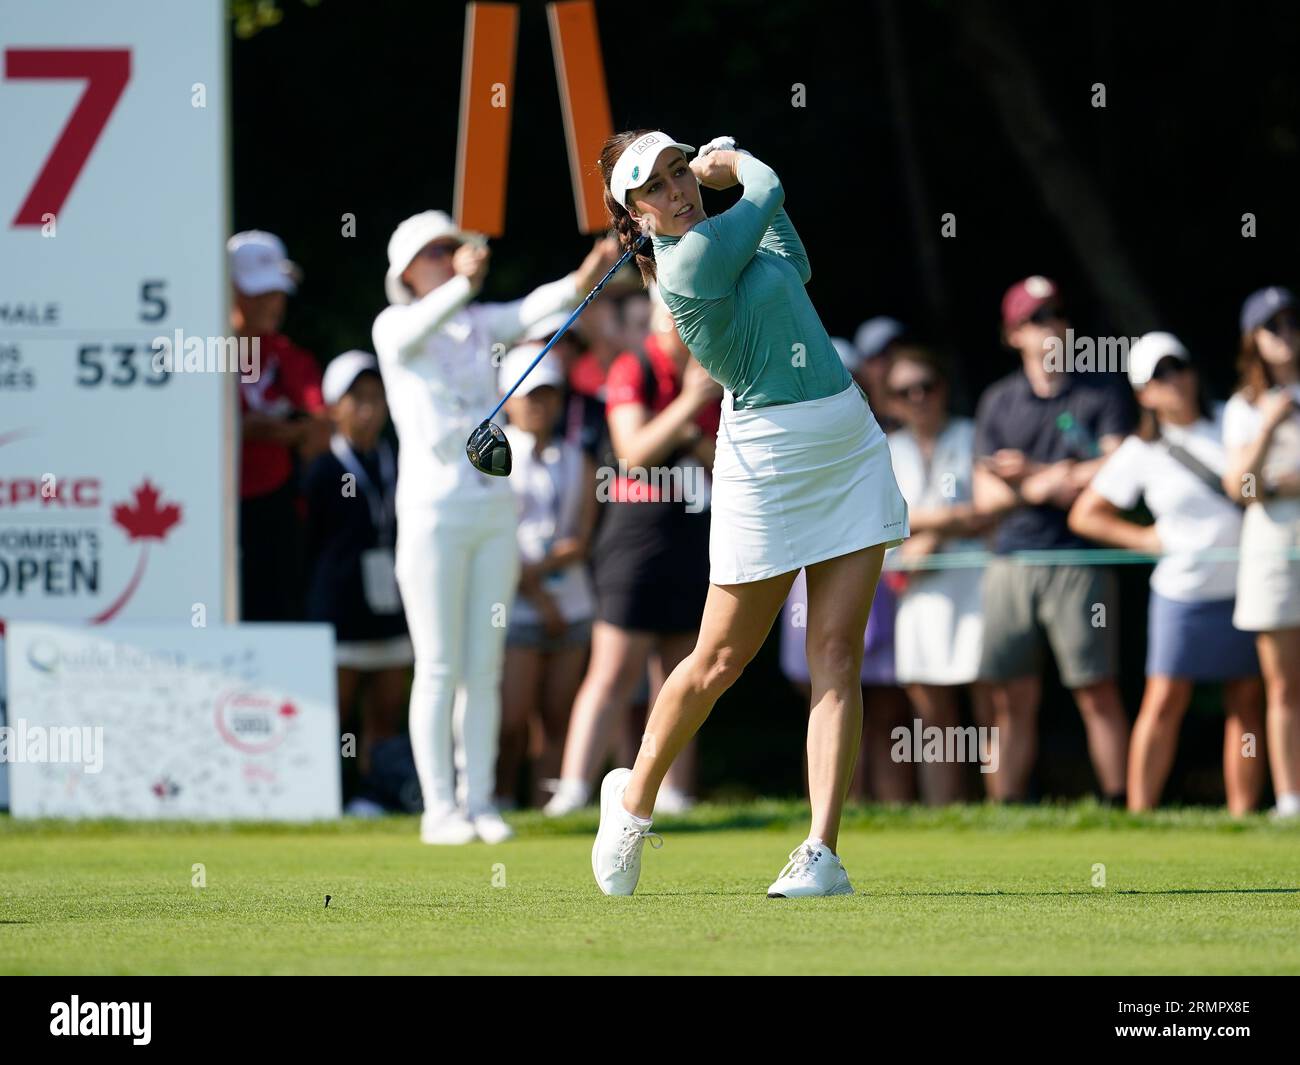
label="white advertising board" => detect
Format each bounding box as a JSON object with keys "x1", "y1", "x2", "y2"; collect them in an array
[
  {"x1": 5, "y1": 622, "x2": 340, "y2": 821},
  {"x1": 0, "y1": 0, "x2": 232, "y2": 805}
]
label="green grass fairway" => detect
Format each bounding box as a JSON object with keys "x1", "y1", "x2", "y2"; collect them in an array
[{"x1": 2, "y1": 802, "x2": 1298, "y2": 975}]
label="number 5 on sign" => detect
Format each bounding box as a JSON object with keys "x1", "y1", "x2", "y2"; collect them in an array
[{"x1": 4, "y1": 49, "x2": 131, "y2": 226}]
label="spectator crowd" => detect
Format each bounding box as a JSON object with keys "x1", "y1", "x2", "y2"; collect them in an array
[{"x1": 227, "y1": 223, "x2": 1300, "y2": 836}]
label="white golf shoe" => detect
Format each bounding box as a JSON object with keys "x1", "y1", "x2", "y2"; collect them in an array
[
  {"x1": 420, "y1": 803, "x2": 478, "y2": 845},
  {"x1": 766, "y1": 840, "x2": 855, "y2": 898},
  {"x1": 470, "y1": 806, "x2": 515, "y2": 844},
  {"x1": 591, "y1": 768, "x2": 662, "y2": 896}
]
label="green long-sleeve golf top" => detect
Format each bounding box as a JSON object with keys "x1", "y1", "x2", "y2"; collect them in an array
[{"x1": 651, "y1": 154, "x2": 851, "y2": 410}]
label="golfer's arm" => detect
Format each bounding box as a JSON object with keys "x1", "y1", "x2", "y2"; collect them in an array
[
  {"x1": 373, "y1": 276, "x2": 476, "y2": 359},
  {"x1": 689, "y1": 154, "x2": 785, "y2": 295},
  {"x1": 758, "y1": 208, "x2": 811, "y2": 284},
  {"x1": 476, "y1": 275, "x2": 582, "y2": 347}
]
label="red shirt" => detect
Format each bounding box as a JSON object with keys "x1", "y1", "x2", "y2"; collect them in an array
[
  {"x1": 239, "y1": 333, "x2": 324, "y2": 499},
  {"x1": 568, "y1": 351, "x2": 609, "y2": 398},
  {"x1": 603, "y1": 335, "x2": 720, "y2": 502}
]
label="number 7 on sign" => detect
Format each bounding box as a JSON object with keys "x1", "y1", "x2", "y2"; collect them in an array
[{"x1": 5, "y1": 49, "x2": 131, "y2": 227}]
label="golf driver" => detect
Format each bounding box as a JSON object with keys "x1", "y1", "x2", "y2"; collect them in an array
[{"x1": 466, "y1": 234, "x2": 649, "y2": 476}]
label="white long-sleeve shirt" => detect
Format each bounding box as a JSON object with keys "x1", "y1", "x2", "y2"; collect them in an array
[{"x1": 372, "y1": 272, "x2": 581, "y2": 509}]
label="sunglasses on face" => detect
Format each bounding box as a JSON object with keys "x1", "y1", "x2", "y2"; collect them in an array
[
  {"x1": 418, "y1": 241, "x2": 461, "y2": 261},
  {"x1": 1026, "y1": 304, "x2": 1065, "y2": 327},
  {"x1": 1149, "y1": 357, "x2": 1189, "y2": 383},
  {"x1": 1262, "y1": 312, "x2": 1298, "y2": 335},
  {"x1": 890, "y1": 378, "x2": 939, "y2": 401}
]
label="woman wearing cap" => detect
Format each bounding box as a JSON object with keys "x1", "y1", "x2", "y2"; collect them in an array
[
  {"x1": 1069, "y1": 333, "x2": 1263, "y2": 813},
  {"x1": 304, "y1": 352, "x2": 412, "y2": 814},
  {"x1": 372, "y1": 210, "x2": 618, "y2": 844},
  {"x1": 1222, "y1": 288, "x2": 1300, "y2": 818},
  {"x1": 589, "y1": 131, "x2": 909, "y2": 897}
]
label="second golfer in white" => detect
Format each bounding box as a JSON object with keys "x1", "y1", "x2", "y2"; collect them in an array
[
  {"x1": 374, "y1": 211, "x2": 618, "y2": 845},
  {"x1": 591, "y1": 131, "x2": 909, "y2": 897}
]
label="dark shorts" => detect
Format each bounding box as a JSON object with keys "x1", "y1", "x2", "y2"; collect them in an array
[
  {"x1": 1147, "y1": 593, "x2": 1259, "y2": 680},
  {"x1": 979, "y1": 559, "x2": 1118, "y2": 688}
]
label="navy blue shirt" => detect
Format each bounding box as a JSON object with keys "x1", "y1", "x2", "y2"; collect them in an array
[
  {"x1": 974, "y1": 370, "x2": 1134, "y2": 553},
  {"x1": 303, "y1": 443, "x2": 408, "y2": 643}
]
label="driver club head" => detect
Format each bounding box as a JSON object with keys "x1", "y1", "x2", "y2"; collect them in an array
[{"x1": 466, "y1": 420, "x2": 512, "y2": 476}]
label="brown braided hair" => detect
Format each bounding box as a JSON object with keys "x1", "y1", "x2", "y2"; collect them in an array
[{"x1": 597, "y1": 129, "x2": 659, "y2": 287}]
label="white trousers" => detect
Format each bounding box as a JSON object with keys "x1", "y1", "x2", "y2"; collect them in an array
[{"x1": 395, "y1": 497, "x2": 520, "y2": 816}]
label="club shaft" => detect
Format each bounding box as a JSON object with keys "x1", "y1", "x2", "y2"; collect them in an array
[{"x1": 484, "y1": 235, "x2": 648, "y2": 424}]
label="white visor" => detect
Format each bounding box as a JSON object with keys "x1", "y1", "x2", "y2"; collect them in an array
[{"x1": 610, "y1": 131, "x2": 695, "y2": 209}]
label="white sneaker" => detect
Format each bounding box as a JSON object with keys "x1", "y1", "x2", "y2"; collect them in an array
[
  {"x1": 766, "y1": 840, "x2": 854, "y2": 898},
  {"x1": 654, "y1": 785, "x2": 696, "y2": 815},
  {"x1": 470, "y1": 807, "x2": 515, "y2": 844},
  {"x1": 591, "y1": 768, "x2": 662, "y2": 896},
  {"x1": 541, "y1": 777, "x2": 590, "y2": 817},
  {"x1": 420, "y1": 803, "x2": 478, "y2": 845}
]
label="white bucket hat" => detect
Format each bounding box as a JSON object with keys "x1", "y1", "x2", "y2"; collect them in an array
[
  {"x1": 610, "y1": 131, "x2": 695, "y2": 208},
  {"x1": 384, "y1": 210, "x2": 464, "y2": 305}
]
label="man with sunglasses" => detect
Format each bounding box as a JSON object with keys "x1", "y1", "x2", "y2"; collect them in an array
[{"x1": 971, "y1": 275, "x2": 1134, "y2": 804}]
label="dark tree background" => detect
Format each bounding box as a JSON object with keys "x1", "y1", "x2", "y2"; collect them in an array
[{"x1": 231, "y1": 0, "x2": 1300, "y2": 802}]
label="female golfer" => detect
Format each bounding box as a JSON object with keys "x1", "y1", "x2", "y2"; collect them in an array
[
  {"x1": 373, "y1": 210, "x2": 617, "y2": 844},
  {"x1": 590, "y1": 132, "x2": 909, "y2": 897}
]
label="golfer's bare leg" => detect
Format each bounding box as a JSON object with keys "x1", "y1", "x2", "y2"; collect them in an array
[
  {"x1": 622, "y1": 570, "x2": 798, "y2": 818},
  {"x1": 804, "y1": 545, "x2": 885, "y2": 853}
]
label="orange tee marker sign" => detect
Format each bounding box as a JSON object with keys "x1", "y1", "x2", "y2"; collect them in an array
[
  {"x1": 454, "y1": 2, "x2": 519, "y2": 237},
  {"x1": 547, "y1": 1, "x2": 615, "y2": 234},
  {"x1": 455, "y1": 0, "x2": 614, "y2": 237}
]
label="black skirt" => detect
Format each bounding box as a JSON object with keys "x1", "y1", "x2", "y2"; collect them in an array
[{"x1": 589, "y1": 499, "x2": 710, "y2": 633}]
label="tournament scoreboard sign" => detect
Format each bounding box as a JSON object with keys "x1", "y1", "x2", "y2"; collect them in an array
[
  {"x1": 0, "y1": 1, "x2": 232, "y2": 803},
  {"x1": 6, "y1": 623, "x2": 339, "y2": 821}
]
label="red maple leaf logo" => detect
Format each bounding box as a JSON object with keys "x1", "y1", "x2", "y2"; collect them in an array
[
  {"x1": 112, "y1": 479, "x2": 182, "y2": 541},
  {"x1": 279, "y1": 701, "x2": 298, "y2": 718}
]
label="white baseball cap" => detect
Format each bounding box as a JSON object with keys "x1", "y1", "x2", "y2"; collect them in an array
[
  {"x1": 322, "y1": 350, "x2": 381, "y2": 404},
  {"x1": 385, "y1": 210, "x2": 465, "y2": 305},
  {"x1": 229, "y1": 230, "x2": 300, "y2": 296},
  {"x1": 854, "y1": 317, "x2": 905, "y2": 362},
  {"x1": 1127, "y1": 331, "x2": 1190, "y2": 388},
  {"x1": 610, "y1": 131, "x2": 696, "y2": 209},
  {"x1": 499, "y1": 344, "x2": 565, "y2": 398}
]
